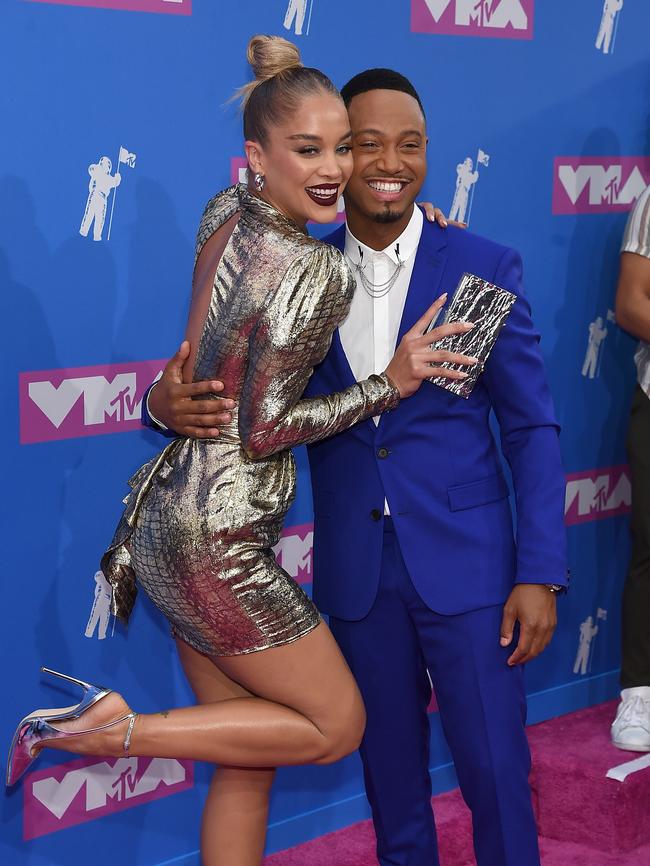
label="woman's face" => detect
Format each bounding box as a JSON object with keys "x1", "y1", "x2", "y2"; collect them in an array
[{"x1": 245, "y1": 92, "x2": 353, "y2": 227}]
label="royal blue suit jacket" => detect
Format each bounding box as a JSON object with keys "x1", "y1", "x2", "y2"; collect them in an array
[{"x1": 304, "y1": 214, "x2": 567, "y2": 621}]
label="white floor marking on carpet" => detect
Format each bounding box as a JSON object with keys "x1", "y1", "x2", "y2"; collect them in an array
[{"x1": 606, "y1": 753, "x2": 650, "y2": 782}]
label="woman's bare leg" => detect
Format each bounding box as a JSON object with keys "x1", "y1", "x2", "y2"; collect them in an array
[
  {"x1": 44, "y1": 620, "x2": 365, "y2": 768},
  {"x1": 175, "y1": 638, "x2": 275, "y2": 866}
]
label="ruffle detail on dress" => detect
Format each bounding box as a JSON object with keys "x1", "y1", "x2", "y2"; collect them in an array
[{"x1": 100, "y1": 439, "x2": 181, "y2": 624}]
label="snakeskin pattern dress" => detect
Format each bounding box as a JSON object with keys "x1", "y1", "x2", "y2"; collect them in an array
[{"x1": 101, "y1": 184, "x2": 399, "y2": 656}]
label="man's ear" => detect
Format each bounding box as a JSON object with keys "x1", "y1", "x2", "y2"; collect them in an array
[{"x1": 244, "y1": 141, "x2": 264, "y2": 176}]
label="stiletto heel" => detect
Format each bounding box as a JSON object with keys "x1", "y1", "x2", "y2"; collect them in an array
[
  {"x1": 40, "y1": 666, "x2": 96, "y2": 691},
  {"x1": 36, "y1": 667, "x2": 112, "y2": 722},
  {"x1": 6, "y1": 669, "x2": 138, "y2": 787}
]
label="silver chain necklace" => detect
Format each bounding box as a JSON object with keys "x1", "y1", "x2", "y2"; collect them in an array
[{"x1": 347, "y1": 244, "x2": 405, "y2": 299}]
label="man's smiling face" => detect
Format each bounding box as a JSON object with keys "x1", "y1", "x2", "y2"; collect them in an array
[{"x1": 343, "y1": 88, "x2": 427, "y2": 226}]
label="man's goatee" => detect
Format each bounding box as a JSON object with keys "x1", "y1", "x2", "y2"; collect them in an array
[{"x1": 373, "y1": 209, "x2": 404, "y2": 224}]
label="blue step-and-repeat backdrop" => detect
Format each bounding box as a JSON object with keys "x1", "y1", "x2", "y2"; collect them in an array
[{"x1": 1, "y1": 1, "x2": 648, "y2": 863}]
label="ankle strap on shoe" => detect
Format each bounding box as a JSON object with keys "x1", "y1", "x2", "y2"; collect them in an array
[{"x1": 123, "y1": 713, "x2": 138, "y2": 755}]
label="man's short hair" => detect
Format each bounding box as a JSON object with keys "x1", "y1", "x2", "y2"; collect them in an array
[{"x1": 340, "y1": 68, "x2": 426, "y2": 118}]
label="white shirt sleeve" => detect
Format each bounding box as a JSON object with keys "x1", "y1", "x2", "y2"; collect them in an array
[
  {"x1": 146, "y1": 382, "x2": 169, "y2": 431},
  {"x1": 621, "y1": 185, "x2": 650, "y2": 259}
]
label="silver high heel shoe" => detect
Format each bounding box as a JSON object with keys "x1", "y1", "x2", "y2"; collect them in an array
[{"x1": 6, "y1": 667, "x2": 138, "y2": 786}]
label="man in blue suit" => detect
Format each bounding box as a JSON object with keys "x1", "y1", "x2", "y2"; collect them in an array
[{"x1": 144, "y1": 70, "x2": 567, "y2": 866}]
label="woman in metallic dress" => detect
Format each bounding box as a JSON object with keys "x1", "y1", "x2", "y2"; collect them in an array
[{"x1": 7, "y1": 36, "x2": 475, "y2": 865}]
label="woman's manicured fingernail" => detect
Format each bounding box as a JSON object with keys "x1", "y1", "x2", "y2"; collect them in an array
[
  {"x1": 442, "y1": 219, "x2": 448, "y2": 227},
  {"x1": 440, "y1": 292, "x2": 448, "y2": 302}
]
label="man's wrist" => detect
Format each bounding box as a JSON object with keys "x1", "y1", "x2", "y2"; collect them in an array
[
  {"x1": 516, "y1": 568, "x2": 570, "y2": 592},
  {"x1": 146, "y1": 383, "x2": 169, "y2": 431}
]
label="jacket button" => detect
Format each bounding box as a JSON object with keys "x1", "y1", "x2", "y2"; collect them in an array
[
  {"x1": 377, "y1": 447, "x2": 389, "y2": 459},
  {"x1": 370, "y1": 508, "x2": 382, "y2": 521}
]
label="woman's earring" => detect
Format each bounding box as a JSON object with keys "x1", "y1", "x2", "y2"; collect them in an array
[{"x1": 253, "y1": 173, "x2": 265, "y2": 192}]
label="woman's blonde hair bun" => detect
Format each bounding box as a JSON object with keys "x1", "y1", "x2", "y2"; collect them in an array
[
  {"x1": 249, "y1": 35, "x2": 302, "y2": 81},
  {"x1": 236, "y1": 34, "x2": 338, "y2": 144},
  {"x1": 239, "y1": 35, "x2": 302, "y2": 107}
]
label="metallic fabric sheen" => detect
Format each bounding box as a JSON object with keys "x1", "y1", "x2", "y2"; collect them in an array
[{"x1": 101, "y1": 184, "x2": 399, "y2": 656}]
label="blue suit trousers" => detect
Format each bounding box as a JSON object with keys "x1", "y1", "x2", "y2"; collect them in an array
[{"x1": 329, "y1": 520, "x2": 540, "y2": 866}]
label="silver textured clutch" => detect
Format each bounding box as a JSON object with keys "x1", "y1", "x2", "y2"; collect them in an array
[{"x1": 425, "y1": 272, "x2": 516, "y2": 399}]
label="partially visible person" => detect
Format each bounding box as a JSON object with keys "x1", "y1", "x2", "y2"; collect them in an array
[{"x1": 612, "y1": 183, "x2": 650, "y2": 751}]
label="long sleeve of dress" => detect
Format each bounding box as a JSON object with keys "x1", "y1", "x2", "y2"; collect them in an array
[{"x1": 239, "y1": 245, "x2": 400, "y2": 460}]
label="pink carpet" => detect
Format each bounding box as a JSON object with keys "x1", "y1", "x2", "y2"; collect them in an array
[{"x1": 265, "y1": 701, "x2": 650, "y2": 866}]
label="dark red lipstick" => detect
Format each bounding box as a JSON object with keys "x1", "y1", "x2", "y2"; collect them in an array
[{"x1": 305, "y1": 184, "x2": 340, "y2": 207}]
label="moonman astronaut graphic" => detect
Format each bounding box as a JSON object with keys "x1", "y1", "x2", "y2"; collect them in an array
[
  {"x1": 79, "y1": 157, "x2": 121, "y2": 242},
  {"x1": 574, "y1": 615, "x2": 599, "y2": 675},
  {"x1": 85, "y1": 570, "x2": 112, "y2": 640},
  {"x1": 284, "y1": 0, "x2": 309, "y2": 36},
  {"x1": 596, "y1": 0, "x2": 624, "y2": 55},
  {"x1": 582, "y1": 316, "x2": 608, "y2": 378},
  {"x1": 449, "y1": 157, "x2": 479, "y2": 224}
]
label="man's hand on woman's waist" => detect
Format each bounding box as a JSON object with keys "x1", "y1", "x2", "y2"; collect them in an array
[{"x1": 146, "y1": 340, "x2": 233, "y2": 438}]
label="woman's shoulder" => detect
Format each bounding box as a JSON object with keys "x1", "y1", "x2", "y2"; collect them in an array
[
  {"x1": 283, "y1": 238, "x2": 355, "y2": 304},
  {"x1": 312, "y1": 240, "x2": 354, "y2": 292},
  {"x1": 194, "y1": 185, "x2": 241, "y2": 263},
  {"x1": 294, "y1": 236, "x2": 350, "y2": 276},
  {"x1": 198, "y1": 185, "x2": 240, "y2": 227},
  {"x1": 201, "y1": 184, "x2": 241, "y2": 220}
]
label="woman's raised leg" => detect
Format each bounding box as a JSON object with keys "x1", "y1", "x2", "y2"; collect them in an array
[
  {"x1": 43, "y1": 619, "x2": 365, "y2": 768},
  {"x1": 175, "y1": 638, "x2": 275, "y2": 866}
]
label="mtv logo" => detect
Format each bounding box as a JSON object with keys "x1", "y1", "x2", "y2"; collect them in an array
[
  {"x1": 564, "y1": 466, "x2": 631, "y2": 526},
  {"x1": 23, "y1": 755, "x2": 194, "y2": 840},
  {"x1": 273, "y1": 522, "x2": 313, "y2": 585},
  {"x1": 230, "y1": 157, "x2": 345, "y2": 224},
  {"x1": 26, "y1": 1, "x2": 192, "y2": 15},
  {"x1": 553, "y1": 157, "x2": 650, "y2": 214},
  {"x1": 19, "y1": 360, "x2": 165, "y2": 444},
  {"x1": 411, "y1": 0, "x2": 534, "y2": 40}
]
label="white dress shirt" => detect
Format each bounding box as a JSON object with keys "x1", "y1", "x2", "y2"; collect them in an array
[
  {"x1": 340, "y1": 205, "x2": 423, "y2": 409},
  {"x1": 339, "y1": 205, "x2": 424, "y2": 512}
]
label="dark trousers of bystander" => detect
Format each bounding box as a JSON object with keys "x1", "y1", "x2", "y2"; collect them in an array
[{"x1": 621, "y1": 385, "x2": 650, "y2": 688}]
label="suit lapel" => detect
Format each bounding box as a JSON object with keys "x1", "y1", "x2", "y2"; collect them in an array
[
  {"x1": 329, "y1": 328, "x2": 356, "y2": 389},
  {"x1": 324, "y1": 224, "x2": 358, "y2": 390},
  {"x1": 396, "y1": 217, "x2": 449, "y2": 344},
  {"x1": 321, "y1": 225, "x2": 375, "y2": 443}
]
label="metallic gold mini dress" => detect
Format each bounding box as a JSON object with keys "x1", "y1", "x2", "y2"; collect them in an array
[{"x1": 101, "y1": 184, "x2": 399, "y2": 657}]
